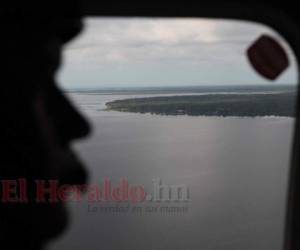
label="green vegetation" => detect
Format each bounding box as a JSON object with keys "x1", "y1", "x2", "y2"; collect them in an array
[{"x1": 106, "y1": 92, "x2": 296, "y2": 117}]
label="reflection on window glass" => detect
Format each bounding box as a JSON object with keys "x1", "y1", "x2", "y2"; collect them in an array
[{"x1": 53, "y1": 18, "x2": 298, "y2": 250}]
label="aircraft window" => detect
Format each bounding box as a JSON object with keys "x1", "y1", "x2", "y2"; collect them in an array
[{"x1": 52, "y1": 18, "x2": 298, "y2": 250}]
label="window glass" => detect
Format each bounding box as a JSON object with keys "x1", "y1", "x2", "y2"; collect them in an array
[{"x1": 52, "y1": 18, "x2": 298, "y2": 250}]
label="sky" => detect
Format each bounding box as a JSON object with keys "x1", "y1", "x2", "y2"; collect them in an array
[{"x1": 57, "y1": 18, "x2": 298, "y2": 89}]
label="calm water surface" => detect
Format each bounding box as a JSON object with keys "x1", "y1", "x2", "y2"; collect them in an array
[{"x1": 50, "y1": 93, "x2": 294, "y2": 250}]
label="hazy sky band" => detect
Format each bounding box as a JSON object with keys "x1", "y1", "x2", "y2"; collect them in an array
[{"x1": 58, "y1": 18, "x2": 298, "y2": 89}]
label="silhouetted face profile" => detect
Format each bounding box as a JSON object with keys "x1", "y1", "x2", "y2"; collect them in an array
[{"x1": 0, "y1": 7, "x2": 90, "y2": 250}]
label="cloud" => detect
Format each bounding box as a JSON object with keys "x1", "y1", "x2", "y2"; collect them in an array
[{"x1": 58, "y1": 18, "x2": 297, "y2": 88}]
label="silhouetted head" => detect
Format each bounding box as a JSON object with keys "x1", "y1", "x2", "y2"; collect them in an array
[{"x1": 0, "y1": 3, "x2": 90, "y2": 249}]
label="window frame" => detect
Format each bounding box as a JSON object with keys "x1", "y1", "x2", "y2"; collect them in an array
[{"x1": 82, "y1": 2, "x2": 300, "y2": 249}]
